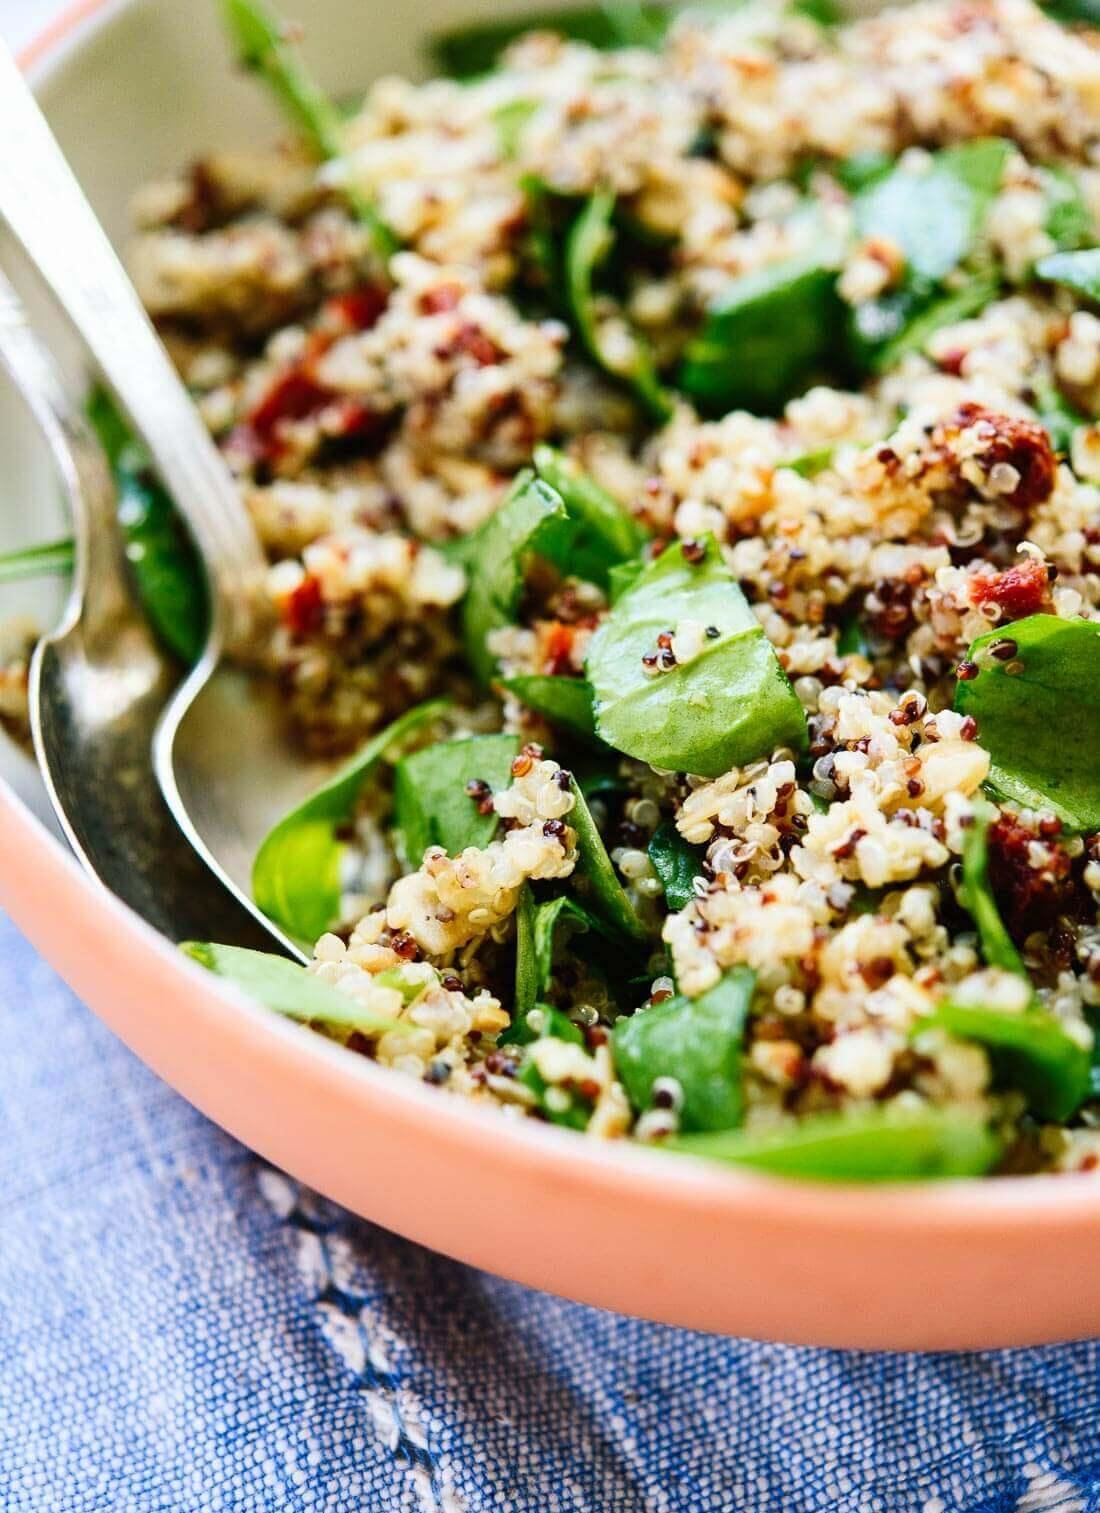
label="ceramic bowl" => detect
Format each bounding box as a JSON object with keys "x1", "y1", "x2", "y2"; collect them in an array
[{"x1": 3, "y1": 0, "x2": 1099, "y2": 1350}]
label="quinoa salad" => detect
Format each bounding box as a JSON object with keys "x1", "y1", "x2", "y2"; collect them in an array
[{"x1": 7, "y1": 0, "x2": 1100, "y2": 1180}]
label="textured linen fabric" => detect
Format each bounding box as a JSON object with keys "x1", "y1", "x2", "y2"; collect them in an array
[{"x1": 3, "y1": 912, "x2": 1100, "y2": 1512}]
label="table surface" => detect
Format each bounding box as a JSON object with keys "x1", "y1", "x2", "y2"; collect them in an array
[{"x1": 5, "y1": 2, "x2": 1100, "y2": 1509}]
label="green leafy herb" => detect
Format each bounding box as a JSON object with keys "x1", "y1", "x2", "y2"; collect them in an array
[
  {"x1": 585, "y1": 536, "x2": 806, "y2": 777},
  {"x1": 613, "y1": 966, "x2": 754, "y2": 1131},
  {"x1": 678, "y1": 256, "x2": 844, "y2": 415},
  {"x1": 533, "y1": 445, "x2": 647, "y2": 564},
  {"x1": 510, "y1": 887, "x2": 610, "y2": 1030},
  {"x1": 608, "y1": 559, "x2": 645, "y2": 603},
  {"x1": 0, "y1": 538, "x2": 74, "y2": 584},
  {"x1": 781, "y1": 446, "x2": 836, "y2": 479},
  {"x1": 182, "y1": 940, "x2": 414, "y2": 1038},
  {"x1": 833, "y1": 149, "x2": 895, "y2": 193},
  {"x1": 954, "y1": 615, "x2": 1100, "y2": 832},
  {"x1": 856, "y1": 271, "x2": 1001, "y2": 375},
  {"x1": 647, "y1": 820, "x2": 704, "y2": 911},
  {"x1": 428, "y1": 3, "x2": 671, "y2": 76},
  {"x1": 491, "y1": 98, "x2": 539, "y2": 158},
  {"x1": 252, "y1": 699, "x2": 448, "y2": 944},
  {"x1": 566, "y1": 191, "x2": 674, "y2": 421},
  {"x1": 854, "y1": 139, "x2": 1012, "y2": 283},
  {"x1": 669, "y1": 1105, "x2": 1000, "y2": 1180},
  {"x1": 1032, "y1": 372, "x2": 1088, "y2": 455},
  {"x1": 460, "y1": 471, "x2": 571, "y2": 684},
  {"x1": 87, "y1": 389, "x2": 208, "y2": 664},
  {"x1": 847, "y1": 139, "x2": 1012, "y2": 371},
  {"x1": 1035, "y1": 247, "x2": 1100, "y2": 304},
  {"x1": 568, "y1": 777, "x2": 649, "y2": 941},
  {"x1": 1040, "y1": 0, "x2": 1100, "y2": 27},
  {"x1": 516, "y1": 1054, "x2": 593, "y2": 1129},
  {"x1": 836, "y1": 613, "x2": 871, "y2": 659},
  {"x1": 958, "y1": 799, "x2": 1028, "y2": 978},
  {"x1": 918, "y1": 999, "x2": 1089, "y2": 1122},
  {"x1": 1042, "y1": 165, "x2": 1095, "y2": 253},
  {"x1": 219, "y1": 0, "x2": 396, "y2": 257},
  {"x1": 393, "y1": 733, "x2": 519, "y2": 866},
  {"x1": 500, "y1": 675, "x2": 598, "y2": 740}
]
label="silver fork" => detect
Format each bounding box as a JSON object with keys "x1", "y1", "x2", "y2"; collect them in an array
[{"x1": 0, "y1": 42, "x2": 322, "y2": 959}]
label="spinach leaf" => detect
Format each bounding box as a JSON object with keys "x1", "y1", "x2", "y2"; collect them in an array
[
  {"x1": 833, "y1": 150, "x2": 895, "y2": 194},
  {"x1": 516, "y1": 1054, "x2": 592, "y2": 1129},
  {"x1": 0, "y1": 539, "x2": 74, "y2": 584},
  {"x1": 678, "y1": 256, "x2": 844, "y2": 415},
  {"x1": 1042, "y1": 166, "x2": 1095, "y2": 253},
  {"x1": 608, "y1": 559, "x2": 645, "y2": 603},
  {"x1": 1032, "y1": 373, "x2": 1088, "y2": 455},
  {"x1": 1035, "y1": 248, "x2": 1100, "y2": 304},
  {"x1": 585, "y1": 536, "x2": 807, "y2": 777},
  {"x1": 668, "y1": 1104, "x2": 1000, "y2": 1180},
  {"x1": 566, "y1": 191, "x2": 674, "y2": 421},
  {"x1": 782, "y1": 446, "x2": 836, "y2": 479},
  {"x1": 569, "y1": 777, "x2": 649, "y2": 941},
  {"x1": 182, "y1": 940, "x2": 414, "y2": 1038},
  {"x1": 252, "y1": 699, "x2": 449, "y2": 944},
  {"x1": 648, "y1": 820, "x2": 705, "y2": 911},
  {"x1": 428, "y1": 3, "x2": 671, "y2": 76},
  {"x1": 848, "y1": 140, "x2": 1012, "y2": 371},
  {"x1": 613, "y1": 966, "x2": 754, "y2": 1131},
  {"x1": 500, "y1": 675, "x2": 598, "y2": 740},
  {"x1": 491, "y1": 98, "x2": 539, "y2": 158},
  {"x1": 958, "y1": 799, "x2": 1028, "y2": 978},
  {"x1": 954, "y1": 614, "x2": 1100, "y2": 832},
  {"x1": 854, "y1": 138, "x2": 1012, "y2": 283},
  {"x1": 533, "y1": 445, "x2": 647, "y2": 564},
  {"x1": 461, "y1": 471, "x2": 571, "y2": 684},
  {"x1": 1040, "y1": 0, "x2": 1100, "y2": 25},
  {"x1": 393, "y1": 733, "x2": 519, "y2": 866},
  {"x1": 836, "y1": 613, "x2": 871, "y2": 658},
  {"x1": 918, "y1": 999, "x2": 1089, "y2": 1122},
  {"x1": 855, "y1": 271, "x2": 1000, "y2": 375},
  {"x1": 220, "y1": 0, "x2": 396, "y2": 258},
  {"x1": 88, "y1": 388, "x2": 208, "y2": 665},
  {"x1": 510, "y1": 887, "x2": 611, "y2": 1032}
]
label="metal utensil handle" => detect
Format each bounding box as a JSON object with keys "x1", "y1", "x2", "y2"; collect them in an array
[{"x1": 0, "y1": 42, "x2": 265, "y2": 646}]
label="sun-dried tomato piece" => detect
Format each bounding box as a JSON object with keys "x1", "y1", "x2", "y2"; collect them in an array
[{"x1": 970, "y1": 556, "x2": 1053, "y2": 621}]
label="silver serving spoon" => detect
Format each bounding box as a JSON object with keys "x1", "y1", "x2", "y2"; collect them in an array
[
  {"x1": 0, "y1": 268, "x2": 280, "y2": 950},
  {"x1": 0, "y1": 43, "x2": 324, "y2": 959}
]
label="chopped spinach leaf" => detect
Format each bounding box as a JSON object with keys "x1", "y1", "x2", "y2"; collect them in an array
[
  {"x1": 568, "y1": 777, "x2": 649, "y2": 941},
  {"x1": 87, "y1": 388, "x2": 208, "y2": 664},
  {"x1": 958, "y1": 799, "x2": 1029, "y2": 978},
  {"x1": 917, "y1": 998, "x2": 1089, "y2": 1122},
  {"x1": 585, "y1": 536, "x2": 807, "y2": 776},
  {"x1": 566, "y1": 191, "x2": 674, "y2": 421},
  {"x1": 613, "y1": 966, "x2": 754, "y2": 1131},
  {"x1": 461, "y1": 471, "x2": 572, "y2": 685},
  {"x1": 1035, "y1": 248, "x2": 1100, "y2": 304},
  {"x1": 252, "y1": 699, "x2": 449, "y2": 944},
  {"x1": 182, "y1": 940, "x2": 416, "y2": 1038},
  {"x1": 0, "y1": 538, "x2": 74, "y2": 584},
  {"x1": 668, "y1": 1104, "x2": 1000, "y2": 1180},
  {"x1": 393, "y1": 733, "x2": 519, "y2": 866},
  {"x1": 954, "y1": 614, "x2": 1100, "y2": 832},
  {"x1": 219, "y1": 0, "x2": 395, "y2": 257},
  {"x1": 679, "y1": 256, "x2": 844, "y2": 414},
  {"x1": 500, "y1": 675, "x2": 598, "y2": 740},
  {"x1": 648, "y1": 820, "x2": 705, "y2": 911}
]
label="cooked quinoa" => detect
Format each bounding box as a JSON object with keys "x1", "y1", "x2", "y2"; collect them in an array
[{"x1": 91, "y1": 0, "x2": 1100, "y2": 1177}]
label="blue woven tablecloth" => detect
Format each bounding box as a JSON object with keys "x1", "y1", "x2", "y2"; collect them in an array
[{"x1": 2, "y1": 911, "x2": 1100, "y2": 1511}]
